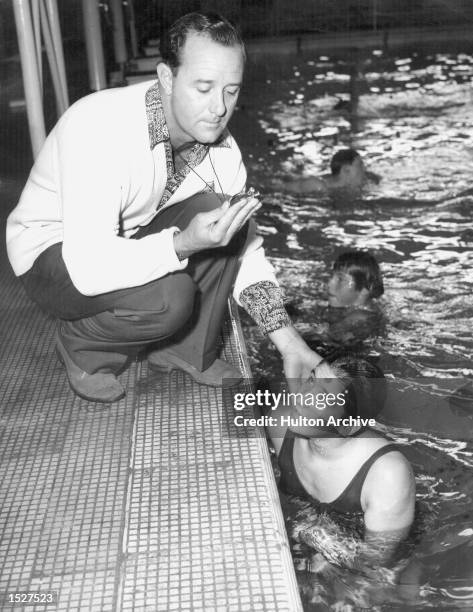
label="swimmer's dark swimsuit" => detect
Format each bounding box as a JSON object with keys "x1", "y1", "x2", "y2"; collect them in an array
[{"x1": 278, "y1": 433, "x2": 401, "y2": 514}]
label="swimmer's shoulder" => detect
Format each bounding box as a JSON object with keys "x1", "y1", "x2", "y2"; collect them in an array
[
  {"x1": 347, "y1": 302, "x2": 382, "y2": 317},
  {"x1": 365, "y1": 170, "x2": 382, "y2": 185},
  {"x1": 355, "y1": 434, "x2": 413, "y2": 484},
  {"x1": 361, "y1": 439, "x2": 415, "y2": 509},
  {"x1": 338, "y1": 308, "x2": 374, "y2": 327},
  {"x1": 327, "y1": 304, "x2": 383, "y2": 343}
]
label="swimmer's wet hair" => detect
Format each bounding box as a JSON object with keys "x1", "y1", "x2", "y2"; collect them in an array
[
  {"x1": 330, "y1": 149, "x2": 360, "y2": 176},
  {"x1": 329, "y1": 354, "x2": 387, "y2": 420},
  {"x1": 334, "y1": 250, "x2": 384, "y2": 299},
  {"x1": 160, "y1": 12, "x2": 246, "y2": 72}
]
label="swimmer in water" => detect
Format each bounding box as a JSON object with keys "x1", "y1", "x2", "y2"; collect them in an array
[
  {"x1": 301, "y1": 250, "x2": 385, "y2": 354},
  {"x1": 277, "y1": 148, "x2": 380, "y2": 196},
  {"x1": 266, "y1": 354, "x2": 415, "y2": 571},
  {"x1": 325, "y1": 250, "x2": 385, "y2": 345}
]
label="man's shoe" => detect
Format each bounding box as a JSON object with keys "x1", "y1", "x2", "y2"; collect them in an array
[
  {"x1": 147, "y1": 348, "x2": 242, "y2": 388},
  {"x1": 55, "y1": 330, "x2": 125, "y2": 403}
]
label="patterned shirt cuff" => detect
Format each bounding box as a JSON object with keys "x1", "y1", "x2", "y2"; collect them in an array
[{"x1": 239, "y1": 281, "x2": 291, "y2": 334}]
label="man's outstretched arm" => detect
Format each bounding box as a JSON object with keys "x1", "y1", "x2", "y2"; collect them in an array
[{"x1": 239, "y1": 280, "x2": 322, "y2": 385}]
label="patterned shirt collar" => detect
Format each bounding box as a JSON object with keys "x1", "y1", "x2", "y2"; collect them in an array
[{"x1": 145, "y1": 81, "x2": 231, "y2": 150}]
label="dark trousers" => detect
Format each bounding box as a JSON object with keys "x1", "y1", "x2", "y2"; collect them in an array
[{"x1": 20, "y1": 193, "x2": 248, "y2": 374}]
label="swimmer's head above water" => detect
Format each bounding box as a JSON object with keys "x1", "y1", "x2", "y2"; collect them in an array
[
  {"x1": 328, "y1": 148, "x2": 366, "y2": 191},
  {"x1": 328, "y1": 250, "x2": 384, "y2": 308},
  {"x1": 329, "y1": 353, "x2": 387, "y2": 421},
  {"x1": 290, "y1": 354, "x2": 387, "y2": 437}
]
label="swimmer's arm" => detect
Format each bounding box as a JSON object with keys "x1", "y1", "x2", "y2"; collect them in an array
[
  {"x1": 278, "y1": 176, "x2": 327, "y2": 194},
  {"x1": 361, "y1": 454, "x2": 416, "y2": 565}
]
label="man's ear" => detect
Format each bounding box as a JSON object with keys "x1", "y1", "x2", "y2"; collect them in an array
[{"x1": 157, "y1": 62, "x2": 173, "y2": 95}]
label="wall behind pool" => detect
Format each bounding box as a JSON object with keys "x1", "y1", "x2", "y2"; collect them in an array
[{"x1": 245, "y1": 25, "x2": 473, "y2": 63}]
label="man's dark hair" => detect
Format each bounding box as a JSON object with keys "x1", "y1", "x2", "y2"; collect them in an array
[
  {"x1": 160, "y1": 12, "x2": 246, "y2": 72},
  {"x1": 333, "y1": 250, "x2": 384, "y2": 299},
  {"x1": 330, "y1": 148, "x2": 360, "y2": 176},
  {"x1": 330, "y1": 354, "x2": 387, "y2": 419}
]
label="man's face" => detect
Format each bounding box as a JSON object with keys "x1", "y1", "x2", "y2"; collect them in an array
[{"x1": 167, "y1": 33, "x2": 244, "y2": 146}]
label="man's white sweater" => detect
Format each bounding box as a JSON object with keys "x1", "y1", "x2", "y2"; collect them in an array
[{"x1": 6, "y1": 80, "x2": 277, "y2": 301}]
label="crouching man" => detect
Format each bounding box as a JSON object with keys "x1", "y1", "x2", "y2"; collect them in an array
[{"x1": 6, "y1": 12, "x2": 321, "y2": 403}]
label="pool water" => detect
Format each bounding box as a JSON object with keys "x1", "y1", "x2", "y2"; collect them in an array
[{"x1": 234, "y1": 41, "x2": 473, "y2": 610}]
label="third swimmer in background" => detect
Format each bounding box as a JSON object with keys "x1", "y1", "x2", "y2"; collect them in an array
[{"x1": 277, "y1": 148, "x2": 380, "y2": 197}]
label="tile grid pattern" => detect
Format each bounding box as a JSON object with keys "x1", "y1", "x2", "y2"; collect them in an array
[
  {"x1": 0, "y1": 262, "x2": 135, "y2": 611},
  {"x1": 118, "y1": 301, "x2": 302, "y2": 611},
  {"x1": 0, "y1": 241, "x2": 301, "y2": 610}
]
